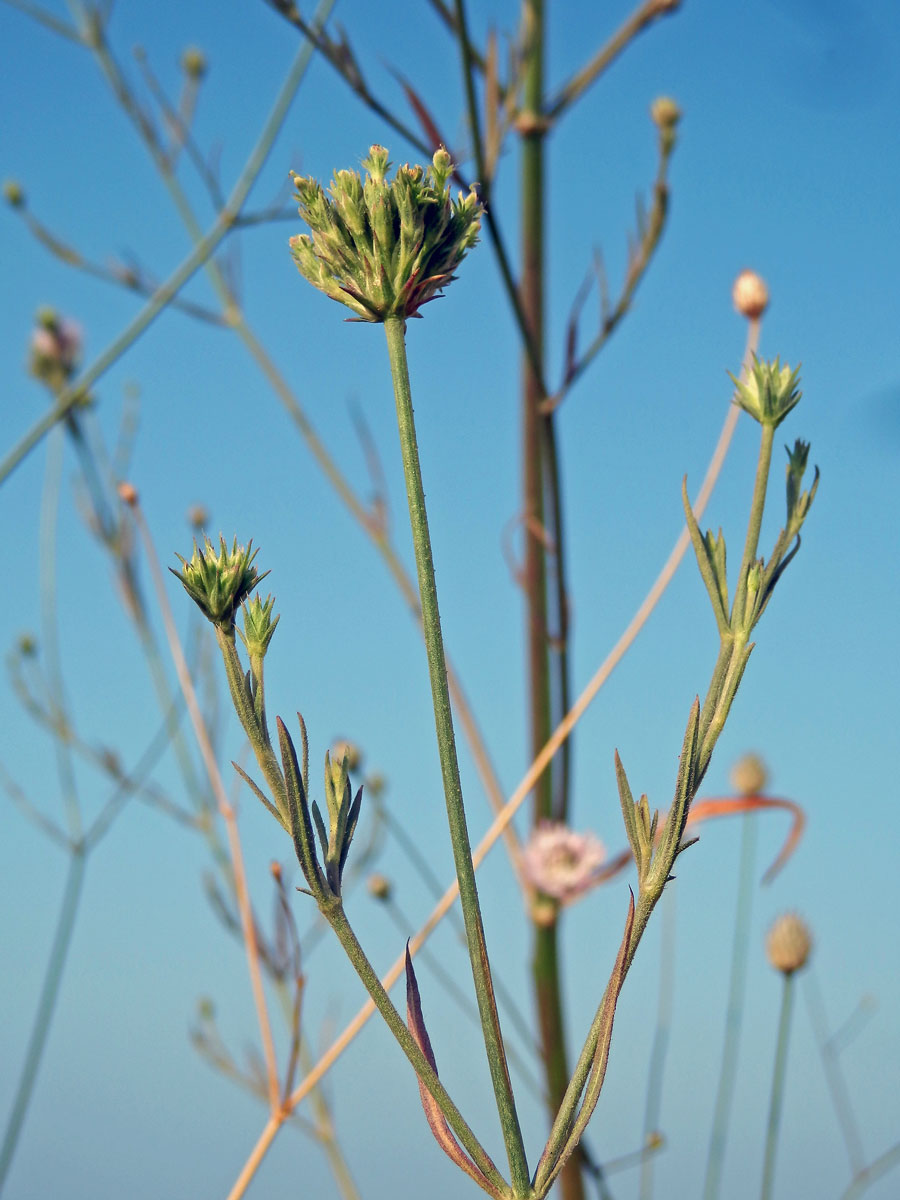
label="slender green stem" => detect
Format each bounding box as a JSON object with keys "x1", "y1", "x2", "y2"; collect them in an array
[
  {"x1": 760, "y1": 972, "x2": 795, "y2": 1200},
  {"x1": 703, "y1": 814, "x2": 758, "y2": 1200},
  {"x1": 326, "y1": 899, "x2": 510, "y2": 1196},
  {"x1": 383, "y1": 314, "x2": 529, "y2": 1193},
  {"x1": 0, "y1": 14, "x2": 327, "y2": 487},
  {"x1": 0, "y1": 849, "x2": 86, "y2": 1193}
]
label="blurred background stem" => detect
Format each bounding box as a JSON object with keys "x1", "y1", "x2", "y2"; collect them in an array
[
  {"x1": 760, "y1": 970, "x2": 795, "y2": 1200},
  {"x1": 704, "y1": 814, "x2": 758, "y2": 1199}
]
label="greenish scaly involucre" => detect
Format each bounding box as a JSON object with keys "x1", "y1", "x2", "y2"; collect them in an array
[
  {"x1": 289, "y1": 145, "x2": 483, "y2": 322},
  {"x1": 171, "y1": 536, "x2": 266, "y2": 630}
]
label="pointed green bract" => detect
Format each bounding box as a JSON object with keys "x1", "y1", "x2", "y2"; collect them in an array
[{"x1": 289, "y1": 145, "x2": 483, "y2": 322}]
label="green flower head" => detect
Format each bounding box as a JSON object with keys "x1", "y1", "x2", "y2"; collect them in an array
[
  {"x1": 730, "y1": 355, "x2": 802, "y2": 429},
  {"x1": 171, "y1": 536, "x2": 267, "y2": 630},
  {"x1": 289, "y1": 145, "x2": 483, "y2": 322}
]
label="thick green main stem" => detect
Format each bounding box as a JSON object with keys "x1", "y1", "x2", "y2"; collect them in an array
[
  {"x1": 519, "y1": 6, "x2": 581, "y2": 1198},
  {"x1": 383, "y1": 316, "x2": 529, "y2": 1194}
]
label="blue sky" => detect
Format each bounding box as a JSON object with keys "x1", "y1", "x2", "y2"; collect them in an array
[{"x1": 1, "y1": 2, "x2": 898, "y2": 1199}]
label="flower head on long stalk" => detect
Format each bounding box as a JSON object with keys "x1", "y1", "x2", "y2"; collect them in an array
[
  {"x1": 171, "y1": 535, "x2": 266, "y2": 632},
  {"x1": 289, "y1": 145, "x2": 482, "y2": 321}
]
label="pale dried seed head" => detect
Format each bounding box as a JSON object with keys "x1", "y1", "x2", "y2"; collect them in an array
[
  {"x1": 766, "y1": 912, "x2": 813, "y2": 974},
  {"x1": 732, "y1": 269, "x2": 769, "y2": 319},
  {"x1": 730, "y1": 752, "x2": 768, "y2": 796}
]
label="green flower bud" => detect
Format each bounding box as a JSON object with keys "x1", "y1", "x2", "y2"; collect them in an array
[
  {"x1": 730, "y1": 355, "x2": 802, "y2": 428},
  {"x1": 181, "y1": 46, "x2": 207, "y2": 79},
  {"x1": 650, "y1": 96, "x2": 681, "y2": 153},
  {"x1": 238, "y1": 593, "x2": 280, "y2": 658},
  {"x1": 785, "y1": 439, "x2": 818, "y2": 530},
  {"x1": 171, "y1": 536, "x2": 267, "y2": 630},
  {"x1": 289, "y1": 145, "x2": 483, "y2": 322},
  {"x1": 3, "y1": 179, "x2": 25, "y2": 208}
]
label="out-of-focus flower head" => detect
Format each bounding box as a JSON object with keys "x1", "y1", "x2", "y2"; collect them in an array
[
  {"x1": 730, "y1": 752, "x2": 768, "y2": 796},
  {"x1": 732, "y1": 269, "x2": 769, "y2": 320},
  {"x1": 766, "y1": 912, "x2": 813, "y2": 975},
  {"x1": 29, "y1": 308, "x2": 82, "y2": 388},
  {"x1": 522, "y1": 820, "x2": 606, "y2": 904}
]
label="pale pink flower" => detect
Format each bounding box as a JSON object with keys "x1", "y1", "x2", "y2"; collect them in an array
[
  {"x1": 30, "y1": 315, "x2": 82, "y2": 378},
  {"x1": 522, "y1": 820, "x2": 606, "y2": 903}
]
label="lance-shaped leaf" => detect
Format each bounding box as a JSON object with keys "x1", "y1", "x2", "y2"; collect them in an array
[
  {"x1": 532, "y1": 893, "x2": 635, "y2": 1196},
  {"x1": 682, "y1": 479, "x2": 730, "y2": 636},
  {"x1": 231, "y1": 761, "x2": 286, "y2": 831},
  {"x1": 278, "y1": 716, "x2": 329, "y2": 900},
  {"x1": 404, "y1": 946, "x2": 505, "y2": 1200},
  {"x1": 615, "y1": 751, "x2": 657, "y2": 885},
  {"x1": 318, "y1": 750, "x2": 364, "y2": 895},
  {"x1": 647, "y1": 698, "x2": 700, "y2": 892}
]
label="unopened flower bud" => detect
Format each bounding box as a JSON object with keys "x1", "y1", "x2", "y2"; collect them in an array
[
  {"x1": 270, "y1": 860, "x2": 283, "y2": 882},
  {"x1": 766, "y1": 912, "x2": 812, "y2": 975},
  {"x1": 197, "y1": 996, "x2": 216, "y2": 1021},
  {"x1": 171, "y1": 536, "x2": 267, "y2": 630},
  {"x1": 331, "y1": 739, "x2": 362, "y2": 772},
  {"x1": 730, "y1": 753, "x2": 768, "y2": 796},
  {"x1": 3, "y1": 179, "x2": 25, "y2": 208},
  {"x1": 650, "y1": 96, "x2": 681, "y2": 153},
  {"x1": 17, "y1": 633, "x2": 37, "y2": 657},
  {"x1": 117, "y1": 481, "x2": 139, "y2": 507},
  {"x1": 367, "y1": 872, "x2": 392, "y2": 901},
  {"x1": 181, "y1": 46, "x2": 207, "y2": 78},
  {"x1": 732, "y1": 269, "x2": 769, "y2": 320},
  {"x1": 730, "y1": 355, "x2": 802, "y2": 429},
  {"x1": 650, "y1": 96, "x2": 681, "y2": 130},
  {"x1": 238, "y1": 593, "x2": 279, "y2": 658},
  {"x1": 187, "y1": 504, "x2": 209, "y2": 530}
]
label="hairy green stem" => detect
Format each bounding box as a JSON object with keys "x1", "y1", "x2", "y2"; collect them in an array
[
  {"x1": 761, "y1": 972, "x2": 795, "y2": 1200},
  {"x1": 383, "y1": 315, "x2": 528, "y2": 1193},
  {"x1": 326, "y1": 898, "x2": 510, "y2": 1196},
  {"x1": 517, "y1": 5, "x2": 581, "y2": 1197}
]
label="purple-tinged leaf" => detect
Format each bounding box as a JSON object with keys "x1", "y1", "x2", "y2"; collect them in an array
[{"x1": 404, "y1": 946, "x2": 505, "y2": 1199}]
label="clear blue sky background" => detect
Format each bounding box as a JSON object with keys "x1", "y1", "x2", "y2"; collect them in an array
[{"x1": 1, "y1": 2, "x2": 898, "y2": 1199}]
